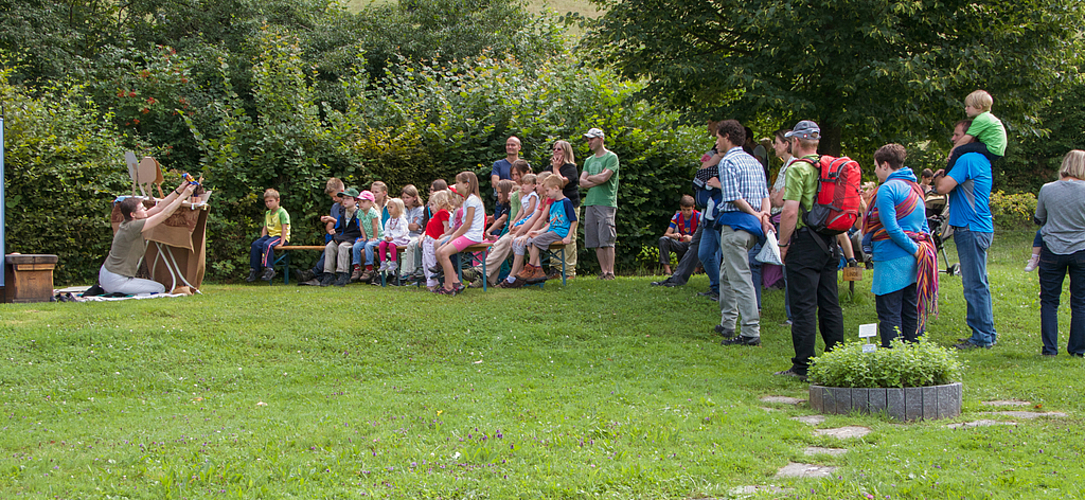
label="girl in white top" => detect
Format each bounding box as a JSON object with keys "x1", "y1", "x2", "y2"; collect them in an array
[
  {"x1": 399, "y1": 184, "x2": 426, "y2": 279},
  {"x1": 435, "y1": 171, "x2": 486, "y2": 295},
  {"x1": 378, "y1": 197, "x2": 412, "y2": 273}
]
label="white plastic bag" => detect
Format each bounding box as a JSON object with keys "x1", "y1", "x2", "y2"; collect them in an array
[{"x1": 756, "y1": 231, "x2": 783, "y2": 266}]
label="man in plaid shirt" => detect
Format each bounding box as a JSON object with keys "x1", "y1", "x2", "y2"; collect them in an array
[{"x1": 707, "y1": 120, "x2": 773, "y2": 346}]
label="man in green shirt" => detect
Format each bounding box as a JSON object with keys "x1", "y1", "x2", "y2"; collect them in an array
[
  {"x1": 579, "y1": 128, "x2": 620, "y2": 280},
  {"x1": 774, "y1": 120, "x2": 844, "y2": 381}
]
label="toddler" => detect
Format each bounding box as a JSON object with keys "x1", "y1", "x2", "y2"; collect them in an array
[{"x1": 378, "y1": 198, "x2": 412, "y2": 274}]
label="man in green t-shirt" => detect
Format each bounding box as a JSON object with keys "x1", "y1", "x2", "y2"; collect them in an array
[
  {"x1": 579, "y1": 128, "x2": 620, "y2": 280},
  {"x1": 774, "y1": 120, "x2": 844, "y2": 382}
]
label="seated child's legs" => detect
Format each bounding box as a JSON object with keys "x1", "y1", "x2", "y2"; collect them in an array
[
  {"x1": 323, "y1": 240, "x2": 339, "y2": 273},
  {"x1": 403, "y1": 237, "x2": 421, "y2": 273},
  {"x1": 364, "y1": 240, "x2": 380, "y2": 265},
  {"x1": 351, "y1": 240, "x2": 365, "y2": 266},
  {"x1": 378, "y1": 241, "x2": 390, "y2": 262},
  {"x1": 422, "y1": 237, "x2": 439, "y2": 287},
  {"x1": 336, "y1": 242, "x2": 353, "y2": 272},
  {"x1": 947, "y1": 141, "x2": 1000, "y2": 169}
]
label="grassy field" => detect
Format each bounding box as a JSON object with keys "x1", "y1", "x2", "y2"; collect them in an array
[{"x1": 3, "y1": 228, "x2": 1084, "y2": 498}]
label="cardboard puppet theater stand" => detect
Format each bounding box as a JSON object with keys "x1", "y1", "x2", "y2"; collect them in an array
[{"x1": 111, "y1": 200, "x2": 209, "y2": 293}]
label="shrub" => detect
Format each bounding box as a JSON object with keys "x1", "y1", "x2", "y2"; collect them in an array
[
  {"x1": 988, "y1": 190, "x2": 1037, "y2": 230},
  {"x1": 1, "y1": 69, "x2": 131, "y2": 285},
  {"x1": 808, "y1": 338, "x2": 964, "y2": 388}
]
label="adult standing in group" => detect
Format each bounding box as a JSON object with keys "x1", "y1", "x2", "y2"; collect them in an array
[
  {"x1": 864, "y1": 144, "x2": 934, "y2": 347},
  {"x1": 709, "y1": 120, "x2": 772, "y2": 346},
  {"x1": 579, "y1": 128, "x2": 620, "y2": 280},
  {"x1": 543, "y1": 140, "x2": 581, "y2": 279},
  {"x1": 775, "y1": 121, "x2": 844, "y2": 381},
  {"x1": 491, "y1": 136, "x2": 522, "y2": 197},
  {"x1": 934, "y1": 120, "x2": 998, "y2": 350},
  {"x1": 100, "y1": 179, "x2": 198, "y2": 295},
  {"x1": 1033, "y1": 150, "x2": 1085, "y2": 357},
  {"x1": 769, "y1": 128, "x2": 795, "y2": 324}
]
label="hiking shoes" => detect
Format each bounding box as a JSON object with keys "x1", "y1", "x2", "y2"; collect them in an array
[{"x1": 721, "y1": 335, "x2": 761, "y2": 346}]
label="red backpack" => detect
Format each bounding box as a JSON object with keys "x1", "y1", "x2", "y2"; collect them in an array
[{"x1": 794, "y1": 156, "x2": 862, "y2": 235}]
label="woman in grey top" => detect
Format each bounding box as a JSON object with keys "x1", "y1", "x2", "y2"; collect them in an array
[
  {"x1": 100, "y1": 180, "x2": 197, "y2": 295},
  {"x1": 1035, "y1": 150, "x2": 1085, "y2": 357}
]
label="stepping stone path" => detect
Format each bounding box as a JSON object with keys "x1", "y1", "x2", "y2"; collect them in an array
[
  {"x1": 760, "y1": 395, "x2": 804, "y2": 405},
  {"x1": 814, "y1": 426, "x2": 871, "y2": 439},
  {"x1": 804, "y1": 446, "x2": 847, "y2": 456},
  {"x1": 775, "y1": 462, "x2": 839, "y2": 478},
  {"x1": 982, "y1": 399, "x2": 1030, "y2": 407},
  {"x1": 978, "y1": 411, "x2": 1068, "y2": 419},
  {"x1": 791, "y1": 415, "x2": 825, "y2": 426},
  {"x1": 945, "y1": 419, "x2": 1017, "y2": 429}
]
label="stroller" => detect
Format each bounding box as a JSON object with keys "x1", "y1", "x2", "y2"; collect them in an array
[{"x1": 924, "y1": 193, "x2": 960, "y2": 275}]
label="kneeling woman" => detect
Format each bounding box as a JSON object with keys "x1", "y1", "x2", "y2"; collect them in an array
[
  {"x1": 100, "y1": 180, "x2": 197, "y2": 294},
  {"x1": 863, "y1": 144, "x2": 937, "y2": 347}
]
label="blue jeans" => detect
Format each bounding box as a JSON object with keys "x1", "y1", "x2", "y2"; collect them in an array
[
  {"x1": 954, "y1": 227, "x2": 997, "y2": 346},
  {"x1": 1038, "y1": 245, "x2": 1085, "y2": 356},
  {"x1": 698, "y1": 225, "x2": 721, "y2": 293},
  {"x1": 352, "y1": 240, "x2": 380, "y2": 266}
]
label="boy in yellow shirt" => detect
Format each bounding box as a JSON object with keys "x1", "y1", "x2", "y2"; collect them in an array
[{"x1": 248, "y1": 188, "x2": 290, "y2": 282}]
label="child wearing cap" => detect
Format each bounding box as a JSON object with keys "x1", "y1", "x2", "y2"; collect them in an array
[
  {"x1": 319, "y1": 188, "x2": 363, "y2": 287},
  {"x1": 350, "y1": 190, "x2": 383, "y2": 282},
  {"x1": 247, "y1": 188, "x2": 290, "y2": 283}
]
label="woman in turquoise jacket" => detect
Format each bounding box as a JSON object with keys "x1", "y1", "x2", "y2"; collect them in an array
[{"x1": 863, "y1": 144, "x2": 934, "y2": 347}]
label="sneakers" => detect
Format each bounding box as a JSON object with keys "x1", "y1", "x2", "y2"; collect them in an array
[
  {"x1": 386, "y1": 262, "x2": 398, "y2": 274},
  {"x1": 434, "y1": 286, "x2": 457, "y2": 296},
  {"x1": 517, "y1": 264, "x2": 537, "y2": 280},
  {"x1": 359, "y1": 270, "x2": 373, "y2": 282},
  {"x1": 774, "y1": 368, "x2": 808, "y2": 382},
  {"x1": 546, "y1": 269, "x2": 563, "y2": 281},
  {"x1": 651, "y1": 280, "x2": 680, "y2": 287},
  {"x1": 698, "y1": 290, "x2": 719, "y2": 302},
  {"x1": 499, "y1": 277, "x2": 526, "y2": 289},
  {"x1": 721, "y1": 335, "x2": 761, "y2": 346},
  {"x1": 527, "y1": 265, "x2": 548, "y2": 283},
  {"x1": 350, "y1": 266, "x2": 363, "y2": 282},
  {"x1": 1024, "y1": 254, "x2": 1040, "y2": 272},
  {"x1": 334, "y1": 272, "x2": 350, "y2": 287},
  {"x1": 319, "y1": 273, "x2": 336, "y2": 287},
  {"x1": 295, "y1": 269, "x2": 315, "y2": 283},
  {"x1": 954, "y1": 341, "x2": 991, "y2": 350},
  {"x1": 246, "y1": 269, "x2": 258, "y2": 282},
  {"x1": 714, "y1": 324, "x2": 737, "y2": 339},
  {"x1": 261, "y1": 267, "x2": 276, "y2": 282}
]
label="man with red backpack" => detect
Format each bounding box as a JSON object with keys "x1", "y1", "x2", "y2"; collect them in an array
[{"x1": 775, "y1": 120, "x2": 850, "y2": 381}]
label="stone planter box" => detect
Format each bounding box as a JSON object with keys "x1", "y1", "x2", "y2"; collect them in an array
[{"x1": 809, "y1": 382, "x2": 961, "y2": 421}]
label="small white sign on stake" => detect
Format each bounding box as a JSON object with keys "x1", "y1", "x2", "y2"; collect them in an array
[{"x1": 859, "y1": 323, "x2": 878, "y2": 353}]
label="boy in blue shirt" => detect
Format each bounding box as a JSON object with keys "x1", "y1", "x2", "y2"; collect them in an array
[{"x1": 518, "y1": 175, "x2": 578, "y2": 283}]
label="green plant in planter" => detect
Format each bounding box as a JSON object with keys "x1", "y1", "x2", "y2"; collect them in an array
[{"x1": 809, "y1": 338, "x2": 964, "y2": 388}]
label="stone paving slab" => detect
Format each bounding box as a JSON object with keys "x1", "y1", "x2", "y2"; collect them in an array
[
  {"x1": 978, "y1": 411, "x2": 1068, "y2": 419},
  {"x1": 760, "y1": 395, "x2": 804, "y2": 405},
  {"x1": 803, "y1": 446, "x2": 847, "y2": 456},
  {"x1": 730, "y1": 485, "x2": 790, "y2": 495},
  {"x1": 775, "y1": 462, "x2": 839, "y2": 478},
  {"x1": 759, "y1": 407, "x2": 778, "y2": 412},
  {"x1": 791, "y1": 415, "x2": 825, "y2": 426},
  {"x1": 813, "y1": 426, "x2": 871, "y2": 439},
  {"x1": 945, "y1": 419, "x2": 1018, "y2": 429},
  {"x1": 982, "y1": 399, "x2": 1030, "y2": 407}
]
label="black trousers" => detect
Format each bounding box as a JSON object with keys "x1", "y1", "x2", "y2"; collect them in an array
[
  {"x1": 784, "y1": 229, "x2": 844, "y2": 376},
  {"x1": 875, "y1": 283, "x2": 920, "y2": 347}
]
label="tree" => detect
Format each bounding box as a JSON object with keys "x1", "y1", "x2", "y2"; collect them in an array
[{"x1": 586, "y1": 0, "x2": 1083, "y2": 156}]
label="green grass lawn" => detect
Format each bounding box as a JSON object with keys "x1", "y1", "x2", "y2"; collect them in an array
[{"x1": 3, "y1": 229, "x2": 1084, "y2": 498}]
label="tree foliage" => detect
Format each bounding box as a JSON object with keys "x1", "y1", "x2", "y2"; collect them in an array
[{"x1": 587, "y1": 0, "x2": 1083, "y2": 156}]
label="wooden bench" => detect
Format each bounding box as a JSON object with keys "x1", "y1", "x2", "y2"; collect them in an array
[{"x1": 272, "y1": 245, "x2": 326, "y2": 284}]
